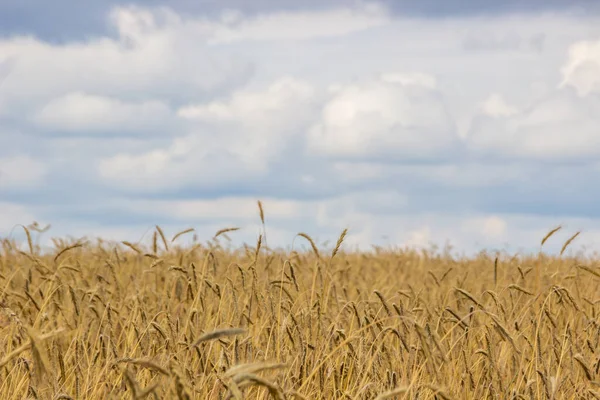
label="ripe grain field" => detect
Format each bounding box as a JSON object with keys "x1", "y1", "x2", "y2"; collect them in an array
[{"x1": 1, "y1": 221, "x2": 600, "y2": 399}]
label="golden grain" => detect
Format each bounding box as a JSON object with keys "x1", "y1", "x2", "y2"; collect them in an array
[
  {"x1": 171, "y1": 228, "x2": 195, "y2": 244},
  {"x1": 541, "y1": 225, "x2": 562, "y2": 246},
  {"x1": 0, "y1": 225, "x2": 596, "y2": 398},
  {"x1": 297, "y1": 233, "x2": 321, "y2": 259},
  {"x1": 331, "y1": 228, "x2": 348, "y2": 260},
  {"x1": 214, "y1": 227, "x2": 241, "y2": 239},
  {"x1": 560, "y1": 231, "x2": 580, "y2": 256}
]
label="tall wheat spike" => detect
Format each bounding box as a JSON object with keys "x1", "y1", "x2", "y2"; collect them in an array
[
  {"x1": 172, "y1": 228, "x2": 195, "y2": 244},
  {"x1": 541, "y1": 225, "x2": 562, "y2": 246},
  {"x1": 331, "y1": 228, "x2": 348, "y2": 260},
  {"x1": 560, "y1": 231, "x2": 580, "y2": 256},
  {"x1": 297, "y1": 233, "x2": 321, "y2": 259},
  {"x1": 214, "y1": 227, "x2": 241, "y2": 239}
]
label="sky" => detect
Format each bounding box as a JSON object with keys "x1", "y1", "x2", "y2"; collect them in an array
[{"x1": 2, "y1": 0, "x2": 600, "y2": 255}]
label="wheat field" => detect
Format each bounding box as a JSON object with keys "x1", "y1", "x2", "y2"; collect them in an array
[{"x1": 1, "y1": 218, "x2": 599, "y2": 399}]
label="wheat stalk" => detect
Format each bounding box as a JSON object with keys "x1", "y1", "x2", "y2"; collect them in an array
[
  {"x1": 541, "y1": 225, "x2": 562, "y2": 246},
  {"x1": 560, "y1": 231, "x2": 580, "y2": 256}
]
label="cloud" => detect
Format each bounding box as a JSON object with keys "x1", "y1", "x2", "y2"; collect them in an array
[
  {"x1": 463, "y1": 215, "x2": 508, "y2": 240},
  {"x1": 307, "y1": 73, "x2": 460, "y2": 161},
  {"x1": 115, "y1": 196, "x2": 316, "y2": 223},
  {"x1": 177, "y1": 77, "x2": 318, "y2": 164},
  {"x1": 34, "y1": 92, "x2": 174, "y2": 135},
  {"x1": 2, "y1": 0, "x2": 598, "y2": 45},
  {"x1": 0, "y1": 202, "x2": 36, "y2": 233},
  {"x1": 560, "y1": 38, "x2": 600, "y2": 96},
  {"x1": 330, "y1": 161, "x2": 535, "y2": 189},
  {"x1": 99, "y1": 77, "x2": 320, "y2": 191},
  {"x1": 466, "y1": 37, "x2": 600, "y2": 160},
  {"x1": 2, "y1": 5, "x2": 600, "y2": 256},
  {"x1": 207, "y1": 3, "x2": 390, "y2": 43},
  {"x1": 480, "y1": 94, "x2": 518, "y2": 117},
  {"x1": 0, "y1": 156, "x2": 46, "y2": 189},
  {"x1": 462, "y1": 29, "x2": 545, "y2": 52},
  {"x1": 467, "y1": 86, "x2": 600, "y2": 161},
  {"x1": 98, "y1": 70, "x2": 464, "y2": 193},
  {"x1": 0, "y1": 5, "x2": 253, "y2": 121}
]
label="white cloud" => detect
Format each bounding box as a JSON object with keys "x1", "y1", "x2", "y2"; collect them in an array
[
  {"x1": 462, "y1": 29, "x2": 545, "y2": 53},
  {"x1": 403, "y1": 226, "x2": 432, "y2": 248},
  {"x1": 307, "y1": 73, "x2": 459, "y2": 160},
  {"x1": 3, "y1": 5, "x2": 600, "y2": 255},
  {"x1": 99, "y1": 77, "x2": 319, "y2": 190},
  {"x1": 120, "y1": 196, "x2": 311, "y2": 221},
  {"x1": 178, "y1": 77, "x2": 315, "y2": 122},
  {"x1": 0, "y1": 5, "x2": 251, "y2": 120},
  {"x1": 480, "y1": 94, "x2": 518, "y2": 117},
  {"x1": 0, "y1": 202, "x2": 36, "y2": 232},
  {"x1": 468, "y1": 88, "x2": 600, "y2": 159},
  {"x1": 331, "y1": 161, "x2": 534, "y2": 188},
  {"x1": 34, "y1": 92, "x2": 173, "y2": 134},
  {"x1": 0, "y1": 2, "x2": 390, "y2": 123},
  {"x1": 179, "y1": 77, "x2": 317, "y2": 167},
  {"x1": 465, "y1": 37, "x2": 600, "y2": 160},
  {"x1": 208, "y1": 3, "x2": 390, "y2": 43},
  {"x1": 560, "y1": 38, "x2": 600, "y2": 96},
  {"x1": 380, "y1": 72, "x2": 437, "y2": 89},
  {"x1": 463, "y1": 215, "x2": 508, "y2": 240},
  {"x1": 0, "y1": 156, "x2": 46, "y2": 189}
]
